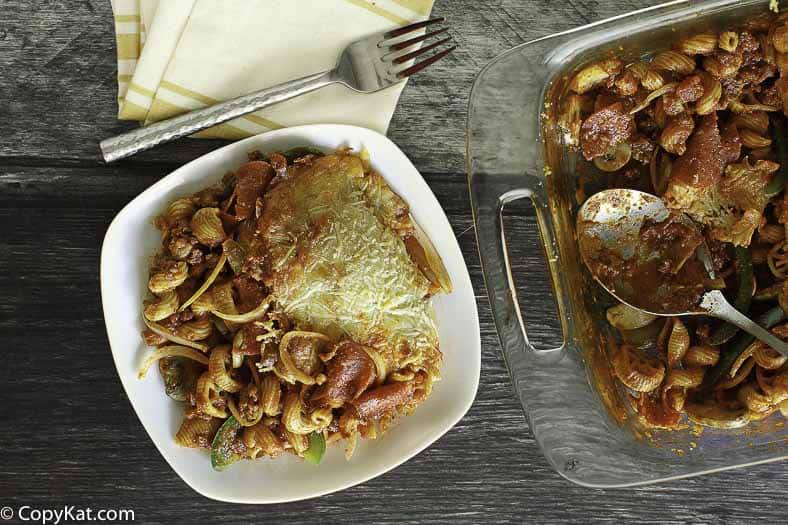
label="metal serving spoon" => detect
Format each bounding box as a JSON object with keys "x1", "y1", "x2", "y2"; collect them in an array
[{"x1": 577, "y1": 188, "x2": 788, "y2": 358}]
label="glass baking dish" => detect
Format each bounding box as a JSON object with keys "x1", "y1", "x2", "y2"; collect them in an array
[{"x1": 467, "y1": 0, "x2": 787, "y2": 487}]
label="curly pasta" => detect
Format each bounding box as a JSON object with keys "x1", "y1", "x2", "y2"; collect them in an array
[
  {"x1": 162, "y1": 198, "x2": 196, "y2": 228},
  {"x1": 611, "y1": 343, "x2": 666, "y2": 392},
  {"x1": 195, "y1": 372, "x2": 228, "y2": 418},
  {"x1": 282, "y1": 392, "x2": 332, "y2": 435},
  {"x1": 740, "y1": 127, "x2": 773, "y2": 148},
  {"x1": 242, "y1": 423, "x2": 284, "y2": 459},
  {"x1": 627, "y1": 61, "x2": 665, "y2": 91},
  {"x1": 176, "y1": 318, "x2": 214, "y2": 341},
  {"x1": 678, "y1": 33, "x2": 718, "y2": 55},
  {"x1": 143, "y1": 290, "x2": 179, "y2": 322},
  {"x1": 651, "y1": 50, "x2": 697, "y2": 75},
  {"x1": 569, "y1": 57, "x2": 622, "y2": 94},
  {"x1": 666, "y1": 319, "x2": 691, "y2": 367},
  {"x1": 733, "y1": 111, "x2": 771, "y2": 134},
  {"x1": 175, "y1": 417, "x2": 222, "y2": 448},
  {"x1": 148, "y1": 261, "x2": 188, "y2": 294},
  {"x1": 718, "y1": 31, "x2": 740, "y2": 52},
  {"x1": 190, "y1": 207, "x2": 226, "y2": 247},
  {"x1": 208, "y1": 345, "x2": 244, "y2": 393},
  {"x1": 683, "y1": 345, "x2": 720, "y2": 367},
  {"x1": 695, "y1": 73, "x2": 722, "y2": 115}
]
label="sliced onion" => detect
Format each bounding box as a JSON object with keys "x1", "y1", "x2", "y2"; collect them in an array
[
  {"x1": 212, "y1": 296, "x2": 272, "y2": 323},
  {"x1": 138, "y1": 345, "x2": 209, "y2": 379},
  {"x1": 143, "y1": 318, "x2": 209, "y2": 352},
  {"x1": 629, "y1": 82, "x2": 677, "y2": 114},
  {"x1": 179, "y1": 252, "x2": 228, "y2": 312}
]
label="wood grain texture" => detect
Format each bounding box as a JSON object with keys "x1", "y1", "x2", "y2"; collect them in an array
[{"x1": 0, "y1": 0, "x2": 785, "y2": 524}]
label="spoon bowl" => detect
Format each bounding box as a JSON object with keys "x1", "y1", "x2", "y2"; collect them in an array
[{"x1": 577, "y1": 189, "x2": 788, "y2": 357}]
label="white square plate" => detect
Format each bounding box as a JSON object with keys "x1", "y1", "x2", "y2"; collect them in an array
[{"x1": 100, "y1": 124, "x2": 481, "y2": 503}]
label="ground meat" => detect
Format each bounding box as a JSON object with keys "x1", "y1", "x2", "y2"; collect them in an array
[
  {"x1": 185, "y1": 246, "x2": 204, "y2": 267},
  {"x1": 760, "y1": 82, "x2": 782, "y2": 107},
  {"x1": 259, "y1": 343, "x2": 278, "y2": 367},
  {"x1": 695, "y1": 323, "x2": 712, "y2": 343},
  {"x1": 580, "y1": 103, "x2": 636, "y2": 160},
  {"x1": 268, "y1": 153, "x2": 288, "y2": 179},
  {"x1": 776, "y1": 193, "x2": 788, "y2": 225},
  {"x1": 233, "y1": 274, "x2": 266, "y2": 313},
  {"x1": 235, "y1": 161, "x2": 274, "y2": 220},
  {"x1": 613, "y1": 70, "x2": 640, "y2": 96},
  {"x1": 671, "y1": 113, "x2": 725, "y2": 188},
  {"x1": 740, "y1": 31, "x2": 760, "y2": 57},
  {"x1": 630, "y1": 135, "x2": 655, "y2": 164},
  {"x1": 194, "y1": 186, "x2": 225, "y2": 208},
  {"x1": 141, "y1": 329, "x2": 167, "y2": 346},
  {"x1": 720, "y1": 122, "x2": 742, "y2": 163},
  {"x1": 236, "y1": 323, "x2": 264, "y2": 356},
  {"x1": 705, "y1": 47, "x2": 744, "y2": 79},
  {"x1": 593, "y1": 92, "x2": 621, "y2": 112},
  {"x1": 705, "y1": 237, "x2": 733, "y2": 273},
  {"x1": 676, "y1": 75, "x2": 704, "y2": 103},
  {"x1": 737, "y1": 64, "x2": 776, "y2": 87},
  {"x1": 718, "y1": 76, "x2": 745, "y2": 109},
  {"x1": 174, "y1": 278, "x2": 197, "y2": 305}
]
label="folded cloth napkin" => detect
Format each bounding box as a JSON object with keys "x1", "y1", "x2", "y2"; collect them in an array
[
  {"x1": 110, "y1": 0, "x2": 141, "y2": 115},
  {"x1": 119, "y1": 0, "x2": 194, "y2": 121},
  {"x1": 111, "y1": 0, "x2": 435, "y2": 138}
]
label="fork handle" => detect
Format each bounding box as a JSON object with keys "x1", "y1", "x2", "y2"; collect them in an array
[
  {"x1": 100, "y1": 70, "x2": 334, "y2": 163},
  {"x1": 701, "y1": 290, "x2": 788, "y2": 357}
]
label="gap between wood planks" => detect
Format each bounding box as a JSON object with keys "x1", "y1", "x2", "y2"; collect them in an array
[{"x1": 0, "y1": 162, "x2": 540, "y2": 218}]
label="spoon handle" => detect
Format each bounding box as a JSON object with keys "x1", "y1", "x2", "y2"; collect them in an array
[{"x1": 700, "y1": 290, "x2": 788, "y2": 358}]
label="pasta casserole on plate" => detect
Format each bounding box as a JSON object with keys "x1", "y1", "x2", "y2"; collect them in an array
[{"x1": 137, "y1": 146, "x2": 452, "y2": 470}]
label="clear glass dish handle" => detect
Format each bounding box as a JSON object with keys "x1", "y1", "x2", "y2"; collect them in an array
[{"x1": 471, "y1": 172, "x2": 569, "y2": 358}]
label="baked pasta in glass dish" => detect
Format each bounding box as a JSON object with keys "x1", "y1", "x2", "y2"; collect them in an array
[
  {"x1": 137, "y1": 147, "x2": 451, "y2": 470},
  {"x1": 561, "y1": 9, "x2": 788, "y2": 431}
]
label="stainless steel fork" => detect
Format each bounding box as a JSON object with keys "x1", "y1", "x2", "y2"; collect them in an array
[{"x1": 100, "y1": 18, "x2": 455, "y2": 163}]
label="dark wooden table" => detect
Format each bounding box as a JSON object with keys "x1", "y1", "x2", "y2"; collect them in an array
[{"x1": 1, "y1": 1, "x2": 785, "y2": 523}]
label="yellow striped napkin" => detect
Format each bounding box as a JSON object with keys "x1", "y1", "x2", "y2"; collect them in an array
[
  {"x1": 139, "y1": 0, "x2": 159, "y2": 45},
  {"x1": 119, "y1": 0, "x2": 195, "y2": 121},
  {"x1": 110, "y1": 0, "x2": 141, "y2": 115},
  {"x1": 111, "y1": 0, "x2": 434, "y2": 138}
]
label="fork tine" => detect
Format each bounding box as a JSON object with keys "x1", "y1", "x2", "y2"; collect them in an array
[
  {"x1": 385, "y1": 17, "x2": 444, "y2": 39},
  {"x1": 392, "y1": 37, "x2": 453, "y2": 64},
  {"x1": 388, "y1": 27, "x2": 449, "y2": 51},
  {"x1": 396, "y1": 45, "x2": 456, "y2": 78}
]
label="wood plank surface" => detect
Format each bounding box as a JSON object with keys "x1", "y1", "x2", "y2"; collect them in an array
[{"x1": 0, "y1": 0, "x2": 785, "y2": 524}]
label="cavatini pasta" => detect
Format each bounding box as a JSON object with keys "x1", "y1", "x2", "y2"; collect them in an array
[
  {"x1": 561, "y1": 9, "x2": 788, "y2": 430},
  {"x1": 139, "y1": 147, "x2": 452, "y2": 468}
]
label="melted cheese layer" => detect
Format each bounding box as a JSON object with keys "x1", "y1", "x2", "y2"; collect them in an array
[{"x1": 258, "y1": 154, "x2": 439, "y2": 370}]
